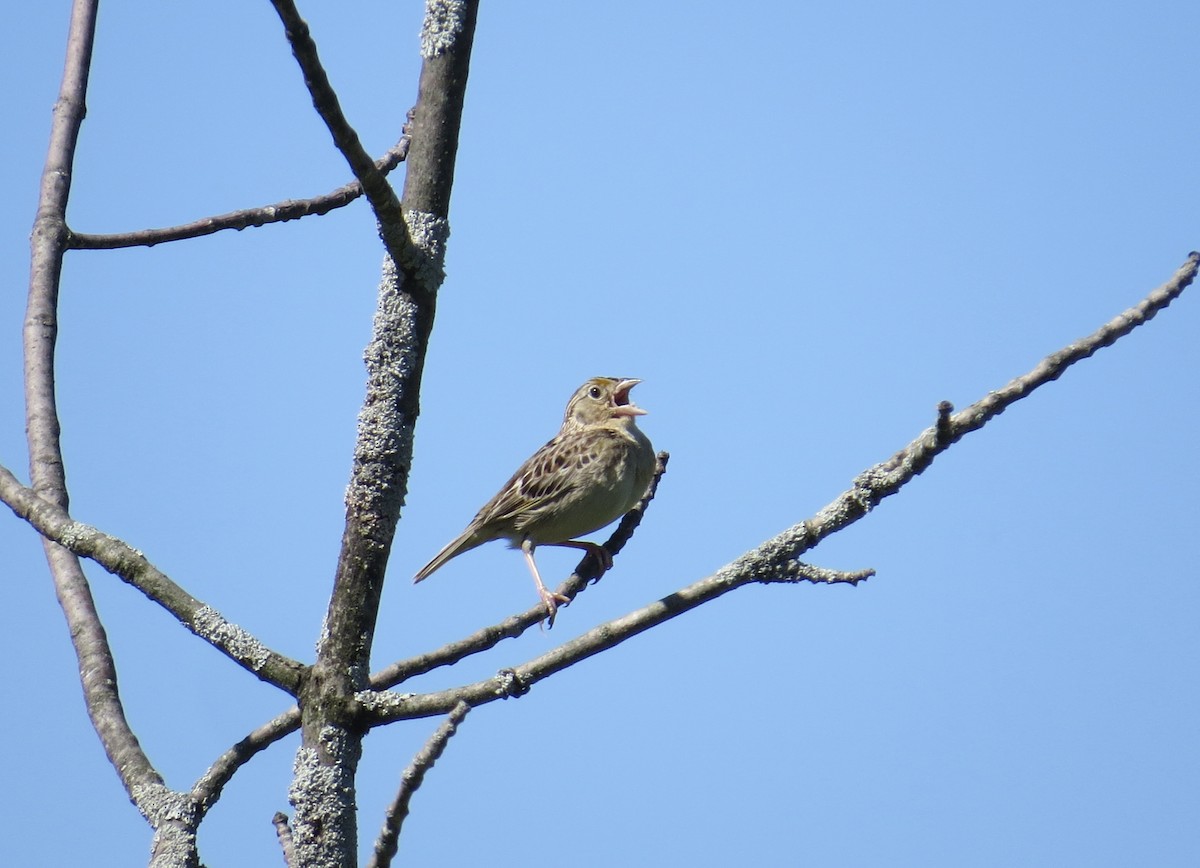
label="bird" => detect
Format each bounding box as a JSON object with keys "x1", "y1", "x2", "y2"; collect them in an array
[{"x1": 414, "y1": 376, "x2": 656, "y2": 624}]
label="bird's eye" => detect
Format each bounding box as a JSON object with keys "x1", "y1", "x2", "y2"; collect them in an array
[{"x1": 588, "y1": 386, "x2": 602, "y2": 399}]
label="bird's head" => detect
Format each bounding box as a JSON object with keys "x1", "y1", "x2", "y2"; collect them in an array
[{"x1": 563, "y1": 377, "x2": 647, "y2": 429}]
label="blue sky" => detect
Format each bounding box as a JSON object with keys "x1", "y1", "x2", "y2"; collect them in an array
[{"x1": 2, "y1": 2, "x2": 1198, "y2": 865}]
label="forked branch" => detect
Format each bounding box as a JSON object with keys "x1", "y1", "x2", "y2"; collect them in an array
[
  {"x1": 193, "y1": 253, "x2": 1196, "y2": 829},
  {"x1": 349, "y1": 252, "x2": 1198, "y2": 725},
  {"x1": 0, "y1": 468, "x2": 306, "y2": 693},
  {"x1": 68, "y1": 132, "x2": 412, "y2": 250}
]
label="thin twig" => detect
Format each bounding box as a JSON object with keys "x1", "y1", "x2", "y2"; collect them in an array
[
  {"x1": 196, "y1": 253, "x2": 1197, "y2": 820},
  {"x1": 369, "y1": 453, "x2": 672, "y2": 690},
  {"x1": 555, "y1": 450, "x2": 671, "y2": 595},
  {"x1": 68, "y1": 132, "x2": 412, "y2": 250},
  {"x1": 367, "y1": 702, "x2": 472, "y2": 868},
  {"x1": 269, "y1": 0, "x2": 414, "y2": 273},
  {"x1": 192, "y1": 445, "x2": 667, "y2": 811},
  {"x1": 352, "y1": 253, "x2": 1199, "y2": 725},
  {"x1": 192, "y1": 707, "x2": 299, "y2": 812}
]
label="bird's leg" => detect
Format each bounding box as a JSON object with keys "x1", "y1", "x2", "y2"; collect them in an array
[
  {"x1": 521, "y1": 539, "x2": 570, "y2": 625},
  {"x1": 548, "y1": 539, "x2": 613, "y2": 576}
]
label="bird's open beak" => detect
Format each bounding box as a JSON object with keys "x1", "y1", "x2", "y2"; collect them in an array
[{"x1": 612, "y1": 378, "x2": 648, "y2": 416}]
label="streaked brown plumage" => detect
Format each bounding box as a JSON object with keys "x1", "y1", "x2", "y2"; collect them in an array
[{"x1": 414, "y1": 377, "x2": 656, "y2": 623}]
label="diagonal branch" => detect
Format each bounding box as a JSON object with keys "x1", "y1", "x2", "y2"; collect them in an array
[
  {"x1": 0, "y1": 467, "x2": 306, "y2": 693},
  {"x1": 550, "y1": 451, "x2": 671, "y2": 603},
  {"x1": 369, "y1": 453, "x2": 672, "y2": 690},
  {"x1": 191, "y1": 449, "x2": 665, "y2": 811},
  {"x1": 366, "y1": 702, "x2": 471, "y2": 868},
  {"x1": 351, "y1": 252, "x2": 1198, "y2": 725},
  {"x1": 271, "y1": 3, "x2": 480, "y2": 864},
  {"x1": 190, "y1": 448, "x2": 664, "y2": 809},
  {"x1": 269, "y1": 0, "x2": 417, "y2": 279},
  {"x1": 67, "y1": 132, "x2": 412, "y2": 250},
  {"x1": 277, "y1": 0, "x2": 478, "y2": 703},
  {"x1": 192, "y1": 706, "x2": 300, "y2": 812},
  {"x1": 190, "y1": 251, "x2": 1197, "y2": 821}
]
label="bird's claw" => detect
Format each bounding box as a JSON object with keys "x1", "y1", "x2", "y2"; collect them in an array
[
  {"x1": 585, "y1": 546, "x2": 613, "y2": 583},
  {"x1": 539, "y1": 589, "x2": 571, "y2": 629}
]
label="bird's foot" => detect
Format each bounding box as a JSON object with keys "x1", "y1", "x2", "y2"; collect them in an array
[
  {"x1": 586, "y1": 545, "x2": 613, "y2": 583},
  {"x1": 539, "y1": 588, "x2": 571, "y2": 629}
]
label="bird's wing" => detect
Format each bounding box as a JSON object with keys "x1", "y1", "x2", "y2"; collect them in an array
[{"x1": 475, "y1": 428, "x2": 619, "y2": 530}]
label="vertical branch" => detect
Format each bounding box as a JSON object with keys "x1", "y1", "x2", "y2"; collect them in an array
[
  {"x1": 405, "y1": 0, "x2": 478, "y2": 219},
  {"x1": 27, "y1": 4, "x2": 93, "y2": 500},
  {"x1": 26, "y1": 8, "x2": 195, "y2": 865},
  {"x1": 280, "y1": 2, "x2": 480, "y2": 866},
  {"x1": 313, "y1": 0, "x2": 478, "y2": 700}
]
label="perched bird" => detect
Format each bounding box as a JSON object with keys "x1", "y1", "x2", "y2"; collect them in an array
[{"x1": 414, "y1": 377, "x2": 656, "y2": 623}]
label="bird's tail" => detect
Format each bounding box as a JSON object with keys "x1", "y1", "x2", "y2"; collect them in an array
[{"x1": 413, "y1": 529, "x2": 485, "y2": 583}]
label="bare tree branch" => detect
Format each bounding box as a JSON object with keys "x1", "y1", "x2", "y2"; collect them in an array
[
  {"x1": 192, "y1": 708, "x2": 300, "y2": 813},
  {"x1": 26, "y1": 1, "x2": 88, "y2": 507},
  {"x1": 187, "y1": 454, "x2": 667, "y2": 814},
  {"x1": 190, "y1": 10, "x2": 485, "y2": 848},
  {"x1": 191, "y1": 452, "x2": 669, "y2": 812},
  {"x1": 0, "y1": 467, "x2": 306, "y2": 693},
  {"x1": 20, "y1": 7, "x2": 198, "y2": 865},
  {"x1": 21, "y1": 0, "x2": 1185, "y2": 858},
  {"x1": 67, "y1": 132, "x2": 412, "y2": 250},
  {"x1": 268, "y1": 3, "x2": 480, "y2": 864},
  {"x1": 366, "y1": 702, "x2": 471, "y2": 868},
  {"x1": 187, "y1": 252, "x2": 1195, "y2": 836},
  {"x1": 269, "y1": 0, "x2": 417, "y2": 276},
  {"x1": 352, "y1": 252, "x2": 1199, "y2": 725}
]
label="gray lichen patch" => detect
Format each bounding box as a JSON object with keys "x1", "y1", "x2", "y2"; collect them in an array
[
  {"x1": 57, "y1": 520, "x2": 91, "y2": 548},
  {"x1": 347, "y1": 259, "x2": 421, "y2": 520},
  {"x1": 133, "y1": 781, "x2": 198, "y2": 827},
  {"x1": 192, "y1": 606, "x2": 271, "y2": 671},
  {"x1": 420, "y1": 0, "x2": 468, "y2": 59},
  {"x1": 403, "y1": 209, "x2": 450, "y2": 289},
  {"x1": 355, "y1": 689, "x2": 414, "y2": 715},
  {"x1": 288, "y1": 728, "x2": 361, "y2": 867}
]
